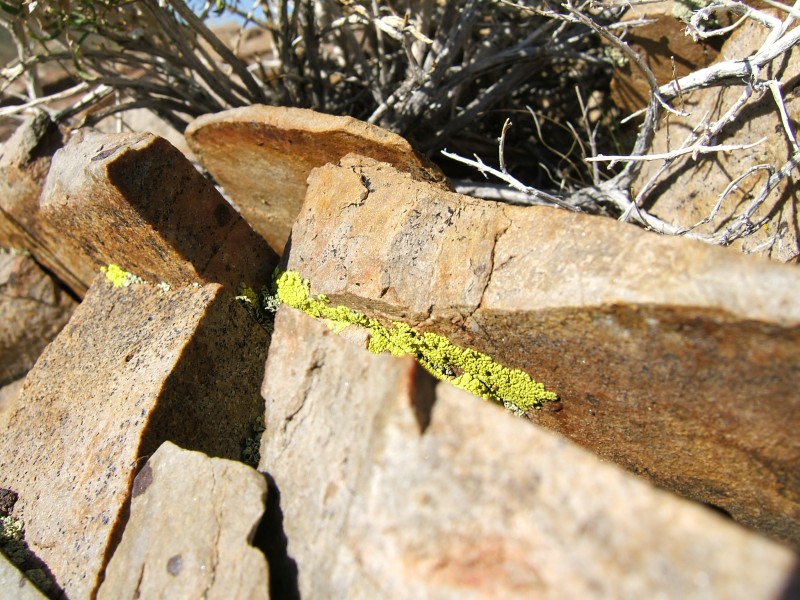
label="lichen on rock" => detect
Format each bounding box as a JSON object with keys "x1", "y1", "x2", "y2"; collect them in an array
[
  {"x1": 271, "y1": 269, "x2": 558, "y2": 412},
  {"x1": 101, "y1": 264, "x2": 145, "y2": 288}
]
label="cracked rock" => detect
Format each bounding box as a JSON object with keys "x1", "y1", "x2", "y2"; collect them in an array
[
  {"x1": 185, "y1": 105, "x2": 449, "y2": 255},
  {"x1": 259, "y1": 305, "x2": 799, "y2": 599},
  {"x1": 0, "y1": 252, "x2": 76, "y2": 390},
  {"x1": 284, "y1": 154, "x2": 800, "y2": 549},
  {"x1": 98, "y1": 441, "x2": 268, "y2": 600},
  {"x1": 0, "y1": 274, "x2": 269, "y2": 598}
]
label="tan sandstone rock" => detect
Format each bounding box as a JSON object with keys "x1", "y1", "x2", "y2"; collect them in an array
[
  {"x1": 0, "y1": 274, "x2": 269, "y2": 598},
  {"x1": 259, "y1": 305, "x2": 799, "y2": 599},
  {"x1": 37, "y1": 129, "x2": 277, "y2": 296},
  {"x1": 185, "y1": 105, "x2": 448, "y2": 255},
  {"x1": 0, "y1": 252, "x2": 77, "y2": 388},
  {"x1": 282, "y1": 154, "x2": 800, "y2": 548},
  {"x1": 0, "y1": 113, "x2": 83, "y2": 293},
  {"x1": 98, "y1": 441, "x2": 268, "y2": 600}
]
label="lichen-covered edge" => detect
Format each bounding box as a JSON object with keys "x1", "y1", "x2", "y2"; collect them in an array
[{"x1": 269, "y1": 269, "x2": 558, "y2": 413}]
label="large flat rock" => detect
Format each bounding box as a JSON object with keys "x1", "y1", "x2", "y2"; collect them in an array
[
  {"x1": 259, "y1": 305, "x2": 799, "y2": 598},
  {"x1": 185, "y1": 105, "x2": 448, "y2": 255},
  {"x1": 99, "y1": 441, "x2": 268, "y2": 600},
  {"x1": 37, "y1": 129, "x2": 277, "y2": 296},
  {"x1": 0, "y1": 275, "x2": 269, "y2": 598},
  {"x1": 283, "y1": 155, "x2": 800, "y2": 548}
]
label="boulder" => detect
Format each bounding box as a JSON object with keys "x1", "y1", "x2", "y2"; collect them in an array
[
  {"x1": 185, "y1": 105, "x2": 448, "y2": 255},
  {"x1": 98, "y1": 441, "x2": 268, "y2": 600},
  {"x1": 282, "y1": 154, "x2": 800, "y2": 548},
  {"x1": 0, "y1": 252, "x2": 77, "y2": 387},
  {"x1": 37, "y1": 129, "x2": 277, "y2": 296},
  {"x1": 259, "y1": 305, "x2": 799, "y2": 599},
  {"x1": 0, "y1": 274, "x2": 269, "y2": 598}
]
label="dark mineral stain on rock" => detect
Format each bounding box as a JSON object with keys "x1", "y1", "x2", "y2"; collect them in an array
[
  {"x1": 131, "y1": 463, "x2": 153, "y2": 498},
  {"x1": 214, "y1": 202, "x2": 232, "y2": 227},
  {"x1": 166, "y1": 554, "x2": 183, "y2": 576}
]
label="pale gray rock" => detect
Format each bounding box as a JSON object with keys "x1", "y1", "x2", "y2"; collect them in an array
[
  {"x1": 0, "y1": 378, "x2": 23, "y2": 415},
  {"x1": 283, "y1": 154, "x2": 800, "y2": 548},
  {"x1": 98, "y1": 441, "x2": 268, "y2": 600},
  {"x1": 259, "y1": 306, "x2": 799, "y2": 599},
  {"x1": 0, "y1": 553, "x2": 47, "y2": 600},
  {"x1": 0, "y1": 274, "x2": 269, "y2": 598},
  {"x1": 0, "y1": 252, "x2": 77, "y2": 387}
]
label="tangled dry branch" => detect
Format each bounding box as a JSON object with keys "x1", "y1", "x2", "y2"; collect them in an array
[{"x1": 1, "y1": 0, "x2": 798, "y2": 252}]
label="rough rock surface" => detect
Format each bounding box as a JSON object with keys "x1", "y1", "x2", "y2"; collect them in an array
[
  {"x1": 0, "y1": 554, "x2": 47, "y2": 600},
  {"x1": 0, "y1": 252, "x2": 77, "y2": 387},
  {"x1": 0, "y1": 275, "x2": 269, "y2": 598},
  {"x1": 630, "y1": 12, "x2": 800, "y2": 261},
  {"x1": 259, "y1": 305, "x2": 799, "y2": 599},
  {"x1": 37, "y1": 129, "x2": 276, "y2": 296},
  {"x1": 0, "y1": 113, "x2": 81, "y2": 293},
  {"x1": 185, "y1": 105, "x2": 448, "y2": 255},
  {"x1": 284, "y1": 155, "x2": 800, "y2": 548},
  {"x1": 99, "y1": 441, "x2": 268, "y2": 600},
  {"x1": 0, "y1": 378, "x2": 23, "y2": 415}
]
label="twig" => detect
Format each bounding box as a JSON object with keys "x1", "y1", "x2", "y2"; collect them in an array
[
  {"x1": 587, "y1": 137, "x2": 768, "y2": 165},
  {"x1": 441, "y1": 148, "x2": 582, "y2": 211}
]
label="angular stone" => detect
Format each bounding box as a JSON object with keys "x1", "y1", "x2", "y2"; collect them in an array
[
  {"x1": 0, "y1": 554, "x2": 48, "y2": 600},
  {"x1": 99, "y1": 441, "x2": 268, "y2": 600},
  {"x1": 185, "y1": 105, "x2": 449, "y2": 255},
  {"x1": 259, "y1": 306, "x2": 799, "y2": 599},
  {"x1": 0, "y1": 252, "x2": 77, "y2": 387},
  {"x1": 0, "y1": 274, "x2": 269, "y2": 598},
  {"x1": 608, "y1": 0, "x2": 721, "y2": 115},
  {"x1": 38, "y1": 129, "x2": 277, "y2": 296},
  {"x1": 0, "y1": 113, "x2": 83, "y2": 293},
  {"x1": 284, "y1": 155, "x2": 800, "y2": 548},
  {"x1": 630, "y1": 12, "x2": 800, "y2": 261}
]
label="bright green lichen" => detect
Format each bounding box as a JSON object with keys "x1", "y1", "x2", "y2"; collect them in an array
[
  {"x1": 273, "y1": 270, "x2": 558, "y2": 412},
  {"x1": 101, "y1": 263, "x2": 145, "y2": 288}
]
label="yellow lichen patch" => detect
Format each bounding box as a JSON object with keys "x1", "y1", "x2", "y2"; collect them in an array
[
  {"x1": 101, "y1": 264, "x2": 145, "y2": 288},
  {"x1": 273, "y1": 270, "x2": 559, "y2": 412}
]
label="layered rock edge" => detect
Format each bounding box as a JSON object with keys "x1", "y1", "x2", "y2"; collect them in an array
[{"x1": 284, "y1": 154, "x2": 800, "y2": 548}]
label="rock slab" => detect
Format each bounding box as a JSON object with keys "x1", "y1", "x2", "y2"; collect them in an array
[
  {"x1": 0, "y1": 275, "x2": 268, "y2": 598},
  {"x1": 99, "y1": 441, "x2": 269, "y2": 600},
  {"x1": 284, "y1": 155, "x2": 800, "y2": 548},
  {"x1": 259, "y1": 305, "x2": 799, "y2": 599},
  {"x1": 185, "y1": 105, "x2": 448, "y2": 255},
  {"x1": 37, "y1": 129, "x2": 276, "y2": 296}
]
